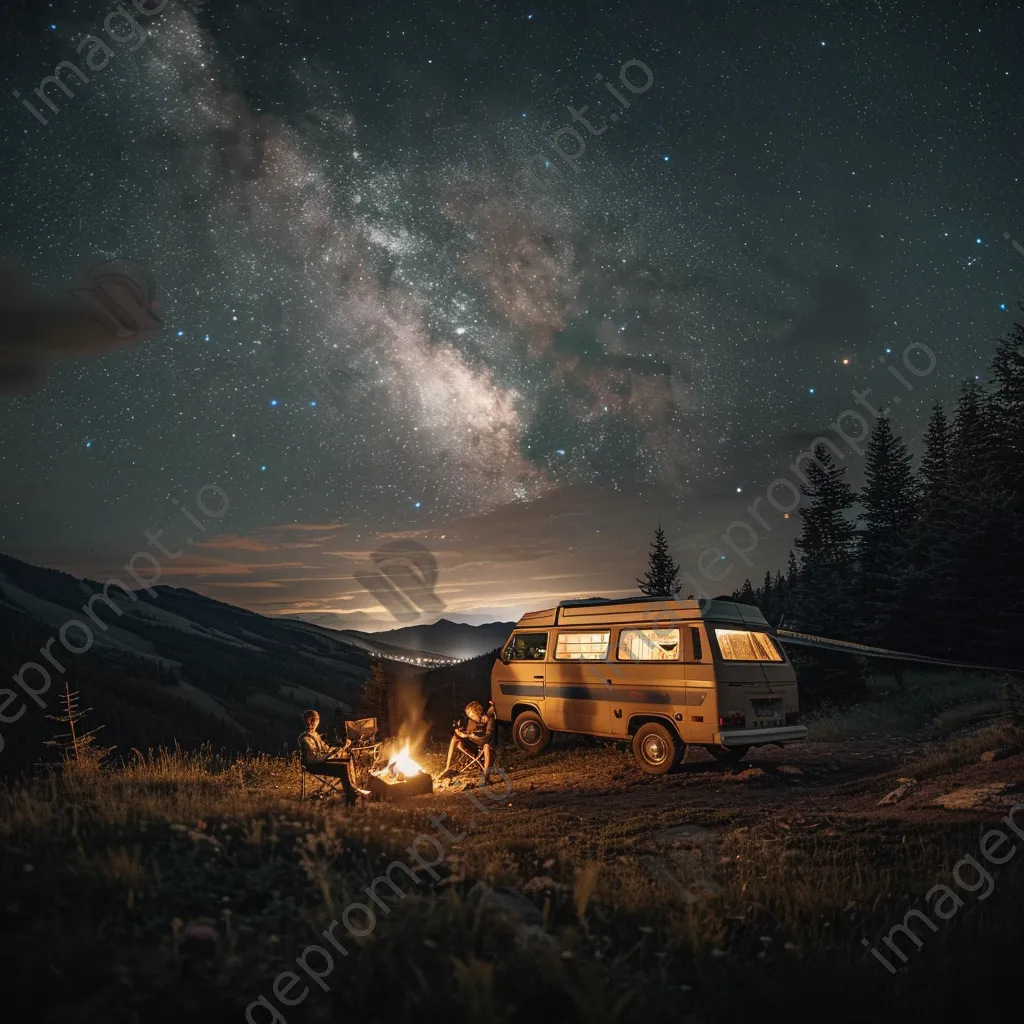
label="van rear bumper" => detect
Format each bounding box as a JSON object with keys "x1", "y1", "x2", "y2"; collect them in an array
[{"x1": 718, "y1": 725, "x2": 808, "y2": 747}]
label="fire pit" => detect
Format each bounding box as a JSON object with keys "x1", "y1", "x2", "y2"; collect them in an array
[{"x1": 366, "y1": 744, "x2": 433, "y2": 802}]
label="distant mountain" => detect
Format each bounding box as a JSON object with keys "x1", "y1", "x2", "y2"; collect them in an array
[
  {"x1": 0, "y1": 553, "x2": 446, "y2": 776},
  {"x1": 343, "y1": 618, "x2": 515, "y2": 660}
]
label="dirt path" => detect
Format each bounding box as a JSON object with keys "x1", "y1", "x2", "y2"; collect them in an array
[{"x1": 415, "y1": 736, "x2": 1024, "y2": 842}]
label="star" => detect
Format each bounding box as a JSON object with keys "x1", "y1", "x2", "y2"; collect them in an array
[{"x1": 269, "y1": 399, "x2": 278, "y2": 407}]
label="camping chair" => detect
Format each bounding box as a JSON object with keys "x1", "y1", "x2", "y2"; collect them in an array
[
  {"x1": 344, "y1": 717, "x2": 383, "y2": 785},
  {"x1": 447, "y1": 738, "x2": 490, "y2": 781},
  {"x1": 300, "y1": 761, "x2": 352, "y2": 801}
]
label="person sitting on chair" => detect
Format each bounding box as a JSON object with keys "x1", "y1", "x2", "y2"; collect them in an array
[
  {"x1": 439, "y1": 700, "x2": 495, "y2": 783},
  {"x1": 298, "y1": 710, "x2": 360, "y2": 803}
]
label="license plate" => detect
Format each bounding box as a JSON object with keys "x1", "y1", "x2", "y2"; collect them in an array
[
  {"x1": 758, "y1": 709, "x2": 777, "y2": 717},
  {"x1": 752, "y1": 700, "x2": 778, "y2": 718}
]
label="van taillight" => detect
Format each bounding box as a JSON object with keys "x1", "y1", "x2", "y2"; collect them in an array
[
  {"x1": 719, "y1": 711, "x2": 745, "y2": 729},
  {"x1": 785, "y1": 707, "x2": 800, "y2": 725}
]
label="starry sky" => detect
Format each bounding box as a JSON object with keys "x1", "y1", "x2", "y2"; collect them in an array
[{"x1": 0, "y1": 0, "x2": 1021, "y2": 630}]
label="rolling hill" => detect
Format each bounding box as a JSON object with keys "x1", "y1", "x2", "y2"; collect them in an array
[{"x1": 0, "y1": 553, "x2": 449, "y2": 776}]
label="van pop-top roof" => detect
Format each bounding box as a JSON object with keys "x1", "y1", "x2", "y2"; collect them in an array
[{"x1": 516, "y1": 596, "x2": 771, "y2": 629}]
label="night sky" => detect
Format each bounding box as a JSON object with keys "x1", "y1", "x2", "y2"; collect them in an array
[{"x1": 0, "y1": 0, "x2": 1021, "y2": 629}]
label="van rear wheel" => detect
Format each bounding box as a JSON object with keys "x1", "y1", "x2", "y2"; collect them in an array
[
  {"x1": 513, "y1": 710, "x2": 551, "y2": 755},
  {"x1": 632, "y1": 722, "x2": 679, "y2": 775}
]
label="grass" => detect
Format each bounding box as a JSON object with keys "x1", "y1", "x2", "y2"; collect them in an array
[
  {"x1": 805, "y1": 670, "x2": 1004, "y2": 742},
  {"x1": 902, "y1": 722, "x2": 1024, "y2": 779},
  {"x1": 3, "y1": 733, "x2": 1024, "y2": 1024}
]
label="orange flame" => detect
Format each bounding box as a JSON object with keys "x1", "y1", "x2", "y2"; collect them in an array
[{"x1": 372, "y1": 742, "x2": 425, "y2": 782}]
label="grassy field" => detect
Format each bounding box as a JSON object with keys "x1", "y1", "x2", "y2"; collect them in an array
[{"x1": 3, "y1": 680, "x2": 1024, "y2": 1023}]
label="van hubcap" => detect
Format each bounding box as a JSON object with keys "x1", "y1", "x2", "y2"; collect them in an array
[
  {"x1": 519, "y1": 721, "x2": 541, "y2": 745},
  {"x1": 642, "y1": 735, "x2": 668, "y2": 764}
]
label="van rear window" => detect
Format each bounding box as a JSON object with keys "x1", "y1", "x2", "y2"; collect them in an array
[{"x1": 714, "y1": 629, "x2": 783, "y2": 662}]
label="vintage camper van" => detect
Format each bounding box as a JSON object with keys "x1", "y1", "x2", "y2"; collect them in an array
[{"x1": 491, "y1": 596, "x2": 807, "y2": 773}]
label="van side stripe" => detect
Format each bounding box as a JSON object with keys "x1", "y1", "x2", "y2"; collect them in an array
[
  {"x1": 498, "y1": 683, "x2": 544, "y2": 697},
  {"x1": 499, "y1": 683, "x2": 698, "y2": 705}
]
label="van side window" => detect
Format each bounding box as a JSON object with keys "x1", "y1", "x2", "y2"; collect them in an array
[
  {"x1": 555, "y1": 631, "x2": 610, "y2": 660},
  {"x1": 689, "y1": 627, "x2": 703, "y2": 661},
  {"x1": 617, "y1": 628, "x2": 679, "y2": 661},
  {"x1": 504, "y1": 633, "x2": 548, "y2": 660}
]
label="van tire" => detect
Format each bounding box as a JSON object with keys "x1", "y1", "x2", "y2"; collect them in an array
[
  {"x1": 513, "y1": 711, "x2": 551, "y2": 755},
  {"x1": 632, "y1": 722, "x2": 678, "y2": 775}
]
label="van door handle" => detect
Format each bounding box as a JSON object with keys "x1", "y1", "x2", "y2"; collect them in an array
[{"x1": 533, "y1": 675, "x2": 543, "y2": 679}]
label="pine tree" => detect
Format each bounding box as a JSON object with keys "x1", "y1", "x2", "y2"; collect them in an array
[
  {"x1": 909, "y1": 380, "x2": 1023, "y2": 664},
  {"x1": 360, "y1": 659, "x2": 391, "y2": 733},
  {"x1": 920, "y1": 403, "x2": 952, "y2": 509},
  {"x1": 43, "y1": 682, "x2": 111, "y2": 773},
  {"x1": 989, "y1": 321, "x2": 1024, "y2": 500},
  {"x1": 786, "y1": 550, "x2": 799, "y2": 586},
  {"x1": 791, "y1": 445, "x2": 860, "y2": 695},
  {"x1": 637, "y1": 523, "x2": 682, "y2": 596},
  {"x1": 858, "y1": 416, "x2": 920, "y2": 646}
]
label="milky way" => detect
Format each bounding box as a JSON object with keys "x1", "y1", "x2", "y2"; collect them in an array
[{"x1": 0, "y1": 0, "x2": 1021, "y2": 613}]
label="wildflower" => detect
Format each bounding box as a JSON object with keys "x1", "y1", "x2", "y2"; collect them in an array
[{"x1": 182, "y1": 917, "x2": 218, "y2": 954}]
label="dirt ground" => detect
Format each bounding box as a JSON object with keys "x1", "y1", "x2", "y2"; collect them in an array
[{"x1": 413, "y1": 734, "x2": 1024, "y2": 838}]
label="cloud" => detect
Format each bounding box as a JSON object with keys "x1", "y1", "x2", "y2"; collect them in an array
[{"x1": 195, "y1": 533, "x2": 279, "y2": 552}]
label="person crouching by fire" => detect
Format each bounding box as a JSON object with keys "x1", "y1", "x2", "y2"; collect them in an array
[
  {"x1": 439, "y1": 700, "x2": 495, "y2": 784},
  {"x1": 298, "y1": 709, "x2": 359, "y2": 804}
]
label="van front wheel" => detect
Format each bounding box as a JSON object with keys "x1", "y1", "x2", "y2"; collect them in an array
[
  {"x1": 632, "y1": 722, "x2": 679, "y2": 775},
  {"x1": 513, "y1": 711, "x2": 551, "y2": 755}
]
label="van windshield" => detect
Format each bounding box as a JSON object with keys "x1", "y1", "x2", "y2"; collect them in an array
[{"x1": 714, "y1": 629, "x2": 783, "y2": 662}]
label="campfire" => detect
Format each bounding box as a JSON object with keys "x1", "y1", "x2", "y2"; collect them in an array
[{"x1": 366, "y1": 743, "x2": 433, "y2": 801}]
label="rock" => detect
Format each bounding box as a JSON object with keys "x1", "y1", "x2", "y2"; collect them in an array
[
  {"x1": 777, "y1": 765, "x2": 803, "y2": 775},
  {"x1": 466, "y1": 882, "x2": 542, "y2": 925},
  {"x1": 931, "y1": 783, "x2": 1010, "y2": 810},
  {"x1": 979, "y1": 750, "x2": 997, "y2": 763},
  {"x1": 734, "y1": 768, "x2": 766, "y2": 781},
  {"x1": 877, "y1": 779, "x2": 917, "y2": 806},
  {"x1": 520, "y1": 875, "x2": 561, "y2": 895}
]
